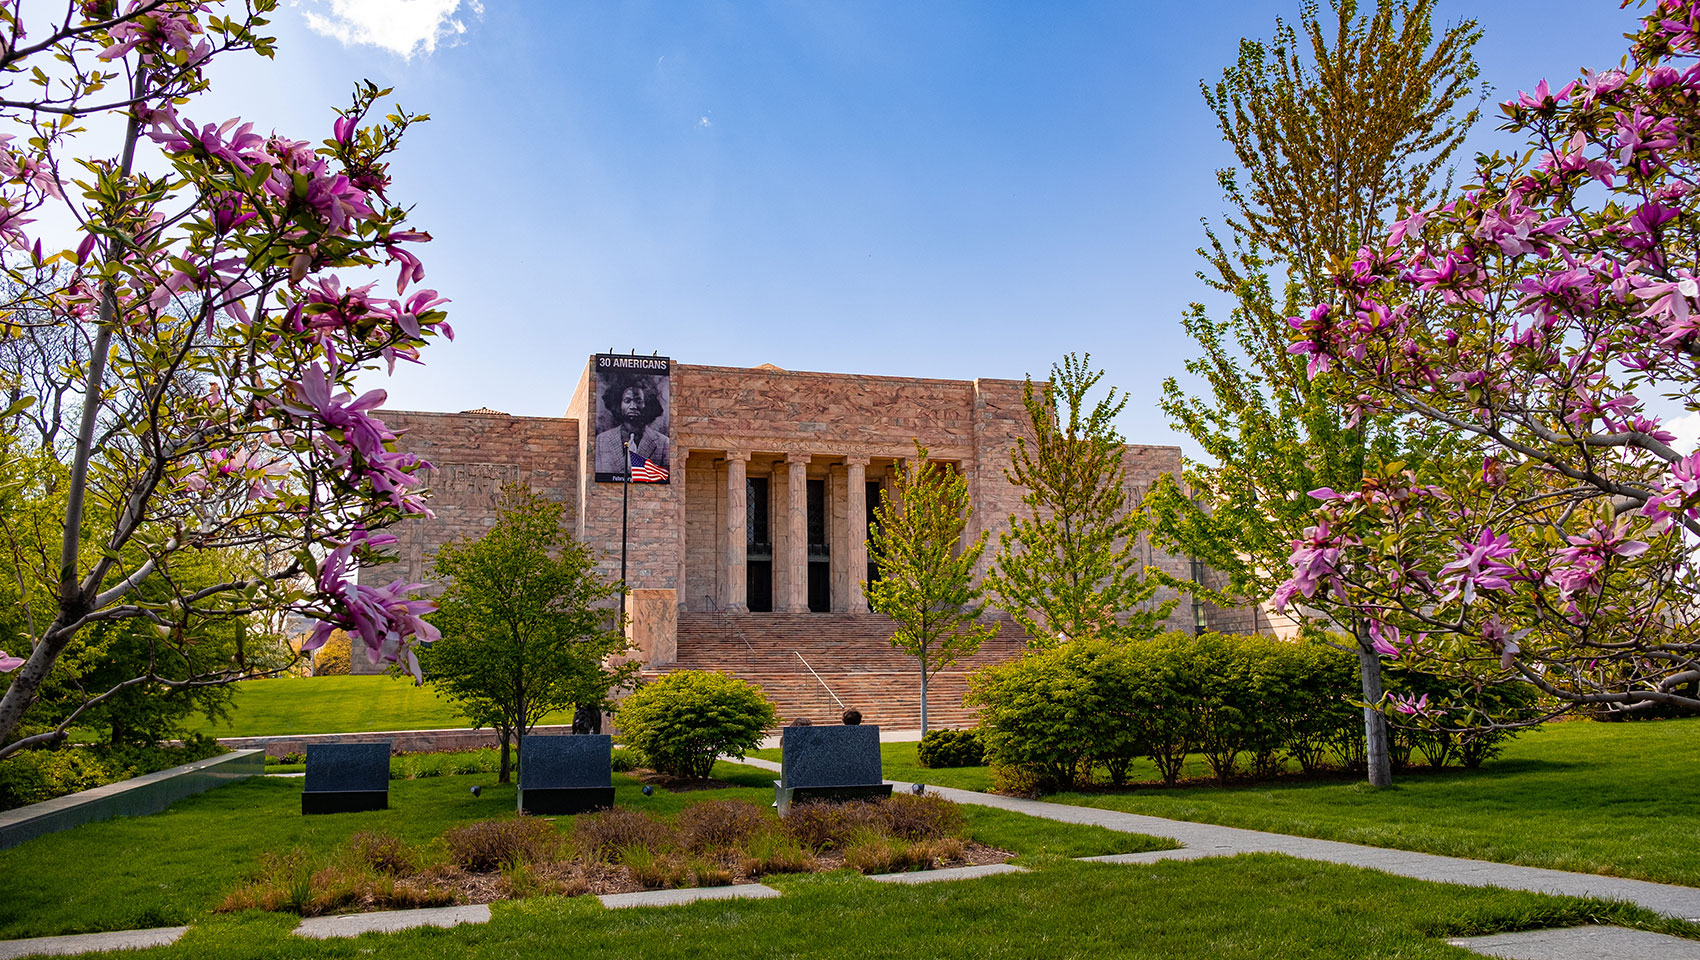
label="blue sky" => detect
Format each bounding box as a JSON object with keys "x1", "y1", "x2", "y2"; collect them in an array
[{"x1": 204, "y1": 1, "x2": 1646, "y2": 458}]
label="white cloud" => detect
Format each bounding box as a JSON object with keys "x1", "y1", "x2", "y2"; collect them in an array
[
  {"x1": 299, "y1": 0, "x2": 483, "y2": 59},
  {"x1": 1667, "y1": 410, "x2": 1700, "y2": 453}
]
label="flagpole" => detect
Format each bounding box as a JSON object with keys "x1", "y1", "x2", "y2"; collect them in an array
[{"x1": 621, "y1": 438, "x2": 630, "y2": 622}]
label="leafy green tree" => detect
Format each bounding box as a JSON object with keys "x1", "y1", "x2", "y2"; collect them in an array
[
  {"x1": 866, "y1": 442, "x2": 997, "y2": 734},
  {"x1": 0, "y1": 448, "x2": 270, "y2": 747},
  {"x1": 987, "y1": 355, "x2": 1173, "y2": 647},
  {"x1": 422, "y1": 484, "x2": 636, "y2": 783},
  {"x1": 1143, "y1": 0, "x2": 1481, "y2": 786},
  {"x1": 311, "y1": 630, "x2": 353, "y2": 677}
]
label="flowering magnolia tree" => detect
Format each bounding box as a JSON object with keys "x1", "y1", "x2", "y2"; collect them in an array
[
  {"x1": 1278, "y1": 1, "x2": 1700, "y2": 720},
  {"x1": 0, "y1": 0, "x2": 450, "y2": 758}
]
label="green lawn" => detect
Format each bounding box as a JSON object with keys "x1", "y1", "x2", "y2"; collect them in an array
[
  {"x1": 186, "y1": 675, "x2": 573, "y2": 738},
  {"x1": 0, "y1": 761, "x2": 1163, "y2": 942},
  {"x1": 4, "y1": 752, "x2": 1696, "y2": 958},
  {"x1": 23, "y1": 854, "x2": 1699, "y2": 959},
  {"x1": 1044, "y1": 719, "x2": 1700, "y2": 887},
  {"x1": 845, "y1": 720, "x2": 1700, "y2": 889},
  {"x1": 750, "y1": 741, "x2": 994, "y2": 791}
]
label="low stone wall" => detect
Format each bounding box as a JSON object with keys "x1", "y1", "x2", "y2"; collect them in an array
[
  {"x1": 222, "y1": 725, "x2": 584, "y2": 758},
  {"x1": 0, "y1": 748, "x2": 263, "y2": 850}
]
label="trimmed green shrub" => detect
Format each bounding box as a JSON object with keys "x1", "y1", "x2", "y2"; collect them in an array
[
  {"x1": 615, "y1": 671, "x2": 777, "y2": 779},
  {"x1": 0, "y1": 735, "x2": 226, "y2": 810},
  {"x1": 968, "y1": 631, "x2": 1537, "y2": 793},
  {"x1": 0, "y1": 748, "x2": 113, "y2": 809},
  {"x1": 610, "y1": 747, "x2": 638, "y2": 772},
  {"x1": 965, "y1": 641, "x2": 1111, "y2": 791},
  {"x1": 916, "y1": 729, "x2": 984, "y2": 768}
]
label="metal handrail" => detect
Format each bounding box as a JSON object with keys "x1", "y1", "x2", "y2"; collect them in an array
[{"x1": 793, "y1": 650, "x2": 846, "y2": 710}]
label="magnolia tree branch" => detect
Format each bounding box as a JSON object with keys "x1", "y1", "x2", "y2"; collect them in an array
[{"x1": 0, "y1": 3, "x2": 452, "y2": 753}]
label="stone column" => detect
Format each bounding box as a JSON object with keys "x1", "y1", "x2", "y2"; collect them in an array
[
  {"x1": 771, "y1": 460, "x2": 791, "y2": 611},
  {"x1": 829, "y1": 462, "x2": 848, "y2": 612},
  {"x1": 845, "y1": 456, "x2": 870, "y2": 614},
  {"x1": 724, "y1": 452, "x2": 750, "y2": 613},
  {"x1": 784, "y1": 452, "x2": 811, "y2": 613}
]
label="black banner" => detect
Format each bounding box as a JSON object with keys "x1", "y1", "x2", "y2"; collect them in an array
[{"x1": 593, "y1": 354, "x2": 671, "y2": 484}]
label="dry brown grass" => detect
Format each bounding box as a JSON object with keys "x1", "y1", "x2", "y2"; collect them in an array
[{"x1": 220, "y1": 795, "x2": 1007, "y2": 917}]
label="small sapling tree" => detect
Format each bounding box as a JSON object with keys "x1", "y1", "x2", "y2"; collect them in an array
[
  {"x1": 987, "y1": 355, "x2": 1172, "y2": 647},
  {"x1": 1146, "y1": 0, "x2": 1482, "y2": 785},
  {"x1": 866, "y1": 441, "x2": 997, "y2": 734},
  {"x1": 422, "y1": 484, "x2": 637, "y2": 783}
]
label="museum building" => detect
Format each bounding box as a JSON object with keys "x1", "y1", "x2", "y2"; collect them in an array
[{"x1": 359, "y1": 354, "x2": 1260, "y2": 727}]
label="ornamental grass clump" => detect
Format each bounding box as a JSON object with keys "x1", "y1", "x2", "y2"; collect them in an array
[
  {"x1": 676, "y1": 799, "x2": 769, "y2": 851},
  {"x1": 739, "y1": 830, "x2": 818, "y2": 876},
  {"x1": 573, "y1": 808, "x2": 674, "y2": 863},
  {"x1": 348, "y1": 831, "x2": 417, "y2": 876},
  {"x1": 875, "y1": 793, "x2": 964, "y2": 841},
  {"x1": 781, "y1": 800, "x2": 863, "y2": 851},
  {"x1": 218, "y1": 843, "x2": 457, "y2": 917},
  {"x1": 442, "y1": 818, "x2": 562, "y2": 871}
]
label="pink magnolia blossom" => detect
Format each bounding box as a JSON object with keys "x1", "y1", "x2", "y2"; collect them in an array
[
  {"x1": 1368, "y1": 620, "x2": 1404, "y2": 658},
  {"x1": 304, "y1": 531, "x2": 439, "y2": 679},
  {"x1": 1482, "y1": 616, "x2": 1520, "y2": 669},
  {"x1": 1273, "y1": 519, "x2": 1350, "y2": 611},
  {"x1": 1389, "y1": 692, "x2": 1431, "y2": 716},
  {"x1": 1437, "y1": 528, "x2": 1519, "y2": 605}
]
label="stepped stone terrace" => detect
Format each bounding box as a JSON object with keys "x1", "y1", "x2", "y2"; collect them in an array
[{"x1": 360, "y1": 354, "x2": 1264, "y2": 723}]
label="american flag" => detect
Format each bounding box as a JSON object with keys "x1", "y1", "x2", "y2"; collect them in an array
[{"x1": 628, "y1": 450, "x2": 669, "y2": 483}]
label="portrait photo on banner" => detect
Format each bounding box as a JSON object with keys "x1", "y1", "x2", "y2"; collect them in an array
[{"x1": 593, "y1": 354, "x2": 672, "y2": 483}]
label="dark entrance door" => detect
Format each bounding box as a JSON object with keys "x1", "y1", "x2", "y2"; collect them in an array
[
  {"x1": 746, "y1": 477, "x2": 772, "y2": 612},
  {"x1": 807, "y1": 477, "x2": 829, "y2": 612},
  {"x1": 864, "y1": 480, "x2": 882, "y2": 610}
]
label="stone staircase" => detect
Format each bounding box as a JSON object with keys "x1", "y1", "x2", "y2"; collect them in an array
[{"x1": 643, "y1": 612, "x2": 1031, "y2": 730}]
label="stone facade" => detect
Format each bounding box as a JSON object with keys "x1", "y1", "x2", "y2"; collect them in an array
[
  {"x1": 349, "y1": 409, "x2": 577, "y2": 672},
  {"x1": 362, "y1": 356, "x2": 1235, "y2": 673}
]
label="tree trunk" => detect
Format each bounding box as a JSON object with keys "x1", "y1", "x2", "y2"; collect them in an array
[
  {"x1": 498, "y1": 731, "x2": 512, "y2": 784},
  {"x1": 920, "y1": 665, "x2": 929, "y2": 736},
  {"x1": 1356, "y1": 628, "x2": 1392, "y2": 788}
]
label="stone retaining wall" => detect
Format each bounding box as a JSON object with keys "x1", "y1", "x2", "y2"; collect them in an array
[
  {"x1": 222, "y1": 725, "x2": 582, "y2": 758},
  {"x1": 0, "y1": 749, "x2": 263, "y2": 850}
]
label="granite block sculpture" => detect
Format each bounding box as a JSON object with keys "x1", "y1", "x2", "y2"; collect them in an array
[
  {"x1": 773, "y1": 724, "x2": 891, "y2": 816},
  {"x1": 518, "y1": 734, "x2": 615, "y2": 815},
  {"x1": 302, "y1": 741, "x2": 391, "y2": 814}
]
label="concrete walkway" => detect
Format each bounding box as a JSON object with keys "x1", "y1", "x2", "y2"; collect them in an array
[
  {"x1": 754, "y1": 728, "x2": 922, "y2": 750},
  {"x1": 0, "y1": 927, "x2": 187, "y2": 958},
  {"x1": 295, "y1": 904, "x2": 490, "y2": 939},
  {"x1": 733, "y1": 755, "x2": 1700, "y2": 921},
  {"x1": 1451, "y1": 926, "x2": 1700, "y2": 959}
]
